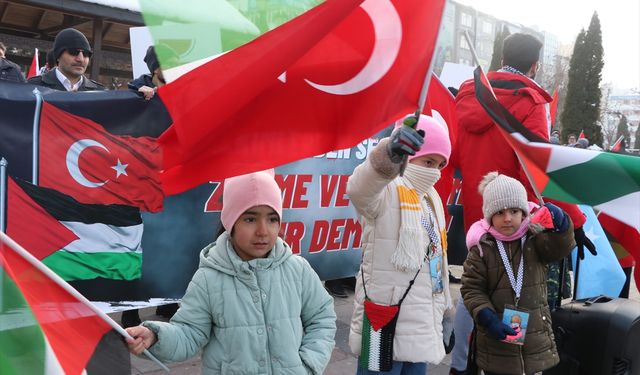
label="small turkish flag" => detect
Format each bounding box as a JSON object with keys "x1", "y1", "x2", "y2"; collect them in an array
[{"x1": 38, "y1": 102, "x2": 164, "y2": 212}]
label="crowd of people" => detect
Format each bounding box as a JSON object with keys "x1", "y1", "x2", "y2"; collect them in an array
[{"x1": 3, "y1": 26, "x2": 633, "y2": 375}]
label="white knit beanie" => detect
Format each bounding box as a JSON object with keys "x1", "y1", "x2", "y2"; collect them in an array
[{"x1": 479, "y1": 172, "x2": 529, "y2": 221}]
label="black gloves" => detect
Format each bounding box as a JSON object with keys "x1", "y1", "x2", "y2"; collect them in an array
[
  {"x1": 543, "y1": 202, "x2": 569, "y2": 232},
  {"x1": 574, "y1": 226, "x2": 597, "y2": 259},
  {"x1": 386, "y1": 125, "x2": 425, "y2": 163},
  {"x1": 477, "y1": 308, "x2": 516, "y2": 341}
]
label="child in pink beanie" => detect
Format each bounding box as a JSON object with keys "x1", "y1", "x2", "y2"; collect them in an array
[
  {"x1": 126, "y1": 170, "x2": 336, "y2": 374},
  {"x1": 347, "y1": 114, "x2": 455, "y2": 373}
]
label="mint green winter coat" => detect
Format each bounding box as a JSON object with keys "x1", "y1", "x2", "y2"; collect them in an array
[{"x1": 143, "y1": 232, "x2": 336, "y2": 374}]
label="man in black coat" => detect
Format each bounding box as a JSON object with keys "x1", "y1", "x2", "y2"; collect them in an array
[{"x1": 28, "y1": 28, "x2": 104, "y2": 91}]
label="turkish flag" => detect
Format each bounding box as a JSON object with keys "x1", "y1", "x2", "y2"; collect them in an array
[
  {"x1": 39, "y1": 101, "x2": 164, "y2": 212},
  {"x1": 6, "y1": 177, "x2": 78, "y2": 260},
  {"x1": 158, "y1": 0, "x2": 446, "y2": 195}
]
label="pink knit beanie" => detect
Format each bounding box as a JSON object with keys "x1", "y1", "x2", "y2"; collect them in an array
[
  {"x1": 395, "y1": 114, "x2": 451, "y2": 165},
  {"x1": 221, "y1": 170, "x2": 283, "y2": 231}
]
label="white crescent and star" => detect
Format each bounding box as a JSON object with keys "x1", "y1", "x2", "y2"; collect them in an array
[
  {"x1": 279, "y1": 0, "x2": 402, "y2": 95},
  {"x1": 65, "y1": 139, "x2": 129, "y2": 188}
]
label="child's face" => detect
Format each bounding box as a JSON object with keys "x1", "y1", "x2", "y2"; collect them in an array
[
  {"x1": 230, "y1": 205, "x2": 280, "y2": 261},
  {"x1": 408, "y1": 154, "x2": 447, "y2": 170},
  {"x1": 490, "y1": 208, "x2": 524, "y2": 236}
]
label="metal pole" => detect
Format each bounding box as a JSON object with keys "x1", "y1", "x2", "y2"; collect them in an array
[
  {"x1": 32, "y1": 88, "x2": 42, "y2": 185},
  {"x1": 0, "y1": 158, "x2": 6, "y2": 233}
]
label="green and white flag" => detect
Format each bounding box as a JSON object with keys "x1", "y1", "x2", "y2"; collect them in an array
[{"x1": 473, "y1": 66, "x2": 640, "y2": 230}]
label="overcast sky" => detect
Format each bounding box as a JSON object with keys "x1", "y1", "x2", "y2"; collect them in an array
[{"x1": 455, "y1": 0, "x2": 640, "y2": 92}]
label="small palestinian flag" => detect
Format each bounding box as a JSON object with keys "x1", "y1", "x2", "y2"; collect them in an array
[
  {"x1": 0, "y1": 234, "x2": 130, "y2": 374},
  {"x1": 359, "y1": 299, "x2": 400, "y2": 372}
]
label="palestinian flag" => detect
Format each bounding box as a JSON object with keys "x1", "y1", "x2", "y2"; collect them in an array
[
  {"x1": 6, "y1": 177, "x2": 143, "y2": 281},
  {"x1": 472, "y1": 66, "x2": 640, "y2": 231},
  {"x1": 0, "y1": 234, "x2": 129, "y2": 375},
  {"x1": 359, "y1": 299, "x2": 399, "y2": 372}
]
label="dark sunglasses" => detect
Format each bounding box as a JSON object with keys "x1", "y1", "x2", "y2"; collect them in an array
[{"x1": 67, "y1": 49, "x2": 92, "y2": 58}]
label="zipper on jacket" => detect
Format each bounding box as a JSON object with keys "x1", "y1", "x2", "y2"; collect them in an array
[{"x1": 518, "y1": 345, "x2": 525, "y2": 374}]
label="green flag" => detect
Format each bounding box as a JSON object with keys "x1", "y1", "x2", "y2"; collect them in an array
[{"x1": 139, "y1": 0, "x2": 323, "y2": 70}]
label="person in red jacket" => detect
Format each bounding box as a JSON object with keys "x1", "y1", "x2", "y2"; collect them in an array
[{"x1": 448, "y1": 33, "x2": 596, "y2": 375}]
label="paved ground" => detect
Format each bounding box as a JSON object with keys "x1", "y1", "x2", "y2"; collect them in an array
[{"x1": 113, "y1": 266, "x2": 639, "y2": 374}]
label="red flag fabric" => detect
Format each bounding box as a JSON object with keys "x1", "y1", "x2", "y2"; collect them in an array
[
  {"x1": 5, "y1": 177, "x2": 78, "y2": 260},
  {"x1": 549, "y1": 89, "x2": 558, "y2": 128},
  {"x1": 26, "y1": 48, "x2": 39, "y2": 79},
  {"x1": 611, "y1": 136, "x2": 624, "y2": 152},
  {"x1": 0, "y1": 235, "x2": 113, "y2": 375},
  {"x1": 39, "y1": 102, "x2": 164, "y2": 212},
  {"x1": 579, "y1": 130, "x2": 586, "y2": 139},
  {"x1": 364, "y1": 299, "x2": 399, "y2": 331},
  {"x1": 428, "y1": 74, "x2": 458, "y2": 217},
  {"x1": 598, "y1": 212, "x2": 640, "y2": 267},
  {"x1": 158, "y1": 0, "x2": 445, "y2": 195}
]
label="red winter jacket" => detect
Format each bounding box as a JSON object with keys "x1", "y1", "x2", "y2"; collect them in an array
[{"x1": 452, "y1": 71, "x2": 585, "y2": 231}]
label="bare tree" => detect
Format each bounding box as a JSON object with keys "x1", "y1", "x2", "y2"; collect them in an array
[{"x1": 598, "y1": 84, "x2": 619, "y2": 148}]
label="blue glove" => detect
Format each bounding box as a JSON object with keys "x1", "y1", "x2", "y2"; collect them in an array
[
  {"x1": 477, "y1": 308, "x2": 516, "y2": 341},
  {"x1": 574, "y1": 227, "x2": 597, "y2": 260},
  {"x1": 543, "y1": 202, "x2": 569, "y2": 232},
  {"x1": 386, "y1": 125, "x2": 425, "y2": 163}
]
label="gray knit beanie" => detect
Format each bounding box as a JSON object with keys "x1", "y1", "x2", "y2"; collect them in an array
[{"x1": 478, "y1": 172, "x2": 529, "y2": 221}]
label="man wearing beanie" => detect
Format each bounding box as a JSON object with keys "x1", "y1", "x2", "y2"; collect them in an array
[{"x1": 28, "y1": 28, "x2": 104, "y2": 91}]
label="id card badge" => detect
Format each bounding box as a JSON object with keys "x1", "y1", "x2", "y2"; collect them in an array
[
  {"x1": 429, "y1": 255, "x2": 444, "y2": 294},
  {"x1": 501, "y1": 305, "x2": 530, "y2": 345}
]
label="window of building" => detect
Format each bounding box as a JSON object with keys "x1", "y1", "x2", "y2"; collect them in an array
[
  {"x1": 460, "y1": 34, "x2": 470, "y2": 49},
  {"x1": 482, "y1": 21, "x2": 492, "y2": 34},
  {"x1": 461, "y1": 13, "x2": 473, "y2": 27}
]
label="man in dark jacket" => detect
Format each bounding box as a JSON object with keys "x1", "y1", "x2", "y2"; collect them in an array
[
  {"x1": 128, "y1": 46, "x2": 167, "y2": 100},
  {"x1": 28, "y1": 28, "x2": 104, "y2": 91},
  {"x1": 0, "y1": 42, "x2": 26, "y2": 83}
]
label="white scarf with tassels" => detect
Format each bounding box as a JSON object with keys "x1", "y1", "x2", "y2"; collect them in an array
[{"x1": 390, "y1": 164, "x2": 441, "y2": 272}]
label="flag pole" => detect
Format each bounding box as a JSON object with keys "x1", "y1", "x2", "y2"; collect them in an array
[
  {"x1": 0, "y1": 231, "x2": 170, "y2": 373},
  {"x1": 463, "y1": 31, "x2": 545, "y2": 206},
  {"x1": 399, "y1": 7, "x2": 444, "y2": 176},
  {"x1": 31, "y1": 88, "x2": 43, "y2": 185},
  {"x1": 0, "y1": 158, "x2": 6, "y2": 233},
  {"x1": 0, "y1": 157, "x2": 6, "y2": 312}
]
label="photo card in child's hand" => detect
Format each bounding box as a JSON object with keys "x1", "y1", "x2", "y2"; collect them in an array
[{"x1": 501, "y1": 305, "x2": 529, "y2": 345}]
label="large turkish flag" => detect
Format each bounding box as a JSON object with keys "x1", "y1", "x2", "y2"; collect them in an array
[
  {"x1": 38, "y1": 102, "x2": 164, "y2": 212},
  {"x1": 158, "y1": 0, "x2": 446, "y2": 195}
]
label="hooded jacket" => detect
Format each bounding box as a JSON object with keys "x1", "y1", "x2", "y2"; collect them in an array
[
  {"x1": 453, "y1": 71, "x2": 585, "y2": 232},
  {"x1": 143, "y1": 232, "x2": 336, "y2": 374}
]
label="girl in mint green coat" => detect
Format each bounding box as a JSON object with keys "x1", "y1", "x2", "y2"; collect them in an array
[{"x1": 126, "y1": 170, "x2": 336, "y2": 374}]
